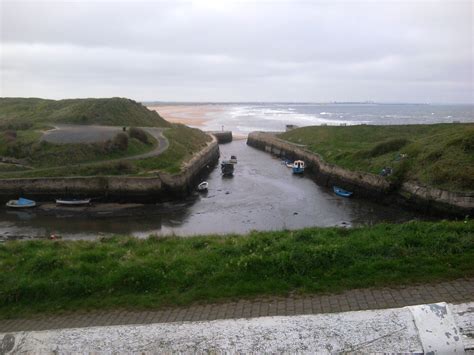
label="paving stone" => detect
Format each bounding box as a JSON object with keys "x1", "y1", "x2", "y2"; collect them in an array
[{"x1": 2, "y1": 278, "x2": 473, "y2": 332}]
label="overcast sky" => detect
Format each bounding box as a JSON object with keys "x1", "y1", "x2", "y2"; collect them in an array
[{"x1": 1, "y1": 0, "x2": 473, "y2": 103}]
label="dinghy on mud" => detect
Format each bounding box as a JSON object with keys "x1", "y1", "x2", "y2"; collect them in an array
[
  {"x1": 197, "y1": 181, "x2": 209, "y2": 192},
  {"x1": 6, "y1": 197, "x2": 36, "y2": 208},
  {"x1": 333, "y1": 186, "x2": 353, "y2": 198},
  {"x1": 56, "y1": 198, "x2": 91, "y2": 206}
]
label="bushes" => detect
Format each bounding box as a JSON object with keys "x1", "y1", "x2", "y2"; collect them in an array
[
  {"x1": 111, "y1": 132, "x2": 129, "y2": 151},
  {"x1": 128, "y1": 127, "x2": 149, "y2": 144},
  {"x1": 3, "y1": 130, "x2": 17, "y2": 142}
]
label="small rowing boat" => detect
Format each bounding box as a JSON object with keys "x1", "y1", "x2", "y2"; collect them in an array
[
  {"x1": 56, "y1": 198, "x2": 91, "y2": 206},
  {"x1": 6, "y1": 197, "x2": 36, "y2": 208},
  {"x1": 197, "y1": 181, "x2": 209, "y2": 191},
  {"x1": 333, "y1": 186, "x2": 353, "y2": 198}
]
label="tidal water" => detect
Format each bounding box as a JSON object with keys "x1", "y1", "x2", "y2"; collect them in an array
[
  {"x1": 197, "y1": 103, "x2": 474, "y2": 135},
  {"x1": 2, "y1": 103, "x2": 471, "y2": 240},
  {"x1": 0, "y1": 140, "x2": 427, "y2": 241}
]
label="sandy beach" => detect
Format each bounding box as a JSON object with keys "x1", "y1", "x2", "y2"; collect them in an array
[{"x1": 147, "y1": 105, "x2": 222, "y2": 127}]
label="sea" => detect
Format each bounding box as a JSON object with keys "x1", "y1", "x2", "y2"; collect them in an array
[{"x1": 191, "y1": 103, "x2": 474, "y2": 135}]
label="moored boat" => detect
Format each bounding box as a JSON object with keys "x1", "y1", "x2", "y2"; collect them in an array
[
  {"x1": 197, "y1": 181, "x2": 209, "y2": 191},
  {"x1": 229, "y1": 155, "x2": 237, "y2": 164},
  {"x1": 221, "y1": 160, "x2": 234, "y2": 176},
  {"x1": 292, "y1": 160, "x2": 305, "y2": 174},
  {"x1": 6, "y1": 197, "x2": 36, "y2": 208},
  {"x1": 56, "y1": 198, "x2": 91, "y2": 206},
  {"x1": 333, "y1": 186, "x2": 353, "y2": 197}
]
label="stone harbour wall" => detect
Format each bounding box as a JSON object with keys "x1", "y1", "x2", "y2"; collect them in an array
[
  {"x1": 247, "y1": 131, "x2": 474, "y2": 216},
  {"x1": 0, "y1": 135, "x2": 220, "y2": 203}
]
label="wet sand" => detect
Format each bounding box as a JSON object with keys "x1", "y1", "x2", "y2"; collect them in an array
[{"x1": 147, "y1": 105, "x2": 223, "y2": 127}]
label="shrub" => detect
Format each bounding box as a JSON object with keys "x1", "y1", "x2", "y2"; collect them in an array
[
  {"x1": 112, "y1": 132, "x2": 129, "y2": 151},
  {"x1": 128, "y1": 127, "x2": 149, "y2": 144},
  {"x1": 3, "y1": 130, "x2": 17, "y2": 142}
]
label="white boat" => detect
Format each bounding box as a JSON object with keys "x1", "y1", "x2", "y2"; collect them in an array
[
  {"x1": 292, "y1": 160, "x2": 305, "y2": 174},
  {"x1": 56, "y1": 198, "x2": 91, "y2": 206},
  {"x1": 6, "y1": 197, "x2": 36, "y2": 208},
  {"x1": 197, "y1": 181, "x2": 209, "y2": 191},
  {"x1": 229, "y1": 155, "x2": 237, "y2": 164}
]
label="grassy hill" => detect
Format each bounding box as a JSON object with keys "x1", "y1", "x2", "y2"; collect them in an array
[
  {"x1": 0, "y1": 97, "x2": 171, "y2": 129},
  {"x1": 279, "y1": 123, "x2": 474, "y2": 192}
]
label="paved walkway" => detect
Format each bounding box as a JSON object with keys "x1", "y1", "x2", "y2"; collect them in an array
[{"x1": 1, "y1": 278, "x2": 473, "y2": 333}]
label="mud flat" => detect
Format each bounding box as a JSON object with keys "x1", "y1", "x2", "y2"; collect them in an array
[{"x1": 247, "y1": 131, "x2": 474, "y2": 216}]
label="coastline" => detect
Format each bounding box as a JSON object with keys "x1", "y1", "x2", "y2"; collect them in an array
[{"x1": 147, "y1": 104, "x2": 222, "y2": 127}]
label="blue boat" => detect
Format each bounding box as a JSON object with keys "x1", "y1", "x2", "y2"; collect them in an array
[
  {"x1": 6, "y1": 197, "x2": 36, "y2": 208},
  {"x1": 292, "y1": 160, "x2": 305, "y2": 174},
  {"x1": 333, "y1": 186, "x2": 353, "y2": 197}
]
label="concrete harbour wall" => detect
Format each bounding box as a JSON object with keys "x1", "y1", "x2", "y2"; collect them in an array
[
  {"x1": 208, "y1": 131, "x2": 232, "y2": 143},
  {"x1": 247, "y1": 131, "x2": 474, "y2": 216},
  {"x1": 0, "y1": 135, "x2": 220, "y2": 202}
]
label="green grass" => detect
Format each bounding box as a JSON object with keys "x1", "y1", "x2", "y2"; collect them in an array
[
  {"x1": 0, "y1": 220, "x2": 472, "y2": 318},
  {"x1": 0, "y1": 97, "x2": 170, "y2": 128},
  {"x1": 279, "y1": 123, "x2": 474, "y2": 192},
  {"x1": 0, "y1": 124, "x2": 211, "y2": 177},
  {"x1": 0, "y1": 131, "x2": 157, "y2": 178},
  {"x1": 134, "y1": 124, "x2": 212, "y2": 174}
]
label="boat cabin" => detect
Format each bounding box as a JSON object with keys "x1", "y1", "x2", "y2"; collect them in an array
[
  {"x1": 292, "y1": 160, "x2": 305, "y2": 174},
  {"x1": 221, "y1": 160, "x2": 234, "y2": 176}
]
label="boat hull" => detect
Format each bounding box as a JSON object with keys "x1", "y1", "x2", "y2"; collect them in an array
[
  {"x1": 56, "y1": 199, "x2": 91, "y2": 206},
  {"x1": 197, "y1": 182, "x2": 209, "y2": 191},
  {"x1": 6, "y1": 200, "x2": 36, "y2": 208},
  {"x1": 333, "y1": 186, "x2": 353, "y2": 197},
  {"x1": 221, "y1": 161, "x2": 234, "y2": 176},
  {"x1": 292, "y1": 167, "x2": 304, "y2": 174}
]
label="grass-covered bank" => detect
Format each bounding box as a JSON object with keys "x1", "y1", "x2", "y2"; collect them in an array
[
  {"x1": 279, "y1": 123, "x2": 474, "y2": 192},
  {"x1": 0, "y1": 125, "x2": 211, "y2": 177},
  {"x1": 0, "y1": 221, "x2": 472, "y2": 318},
  {"x1": 135, "y1": 124, "x2": 212, "y2": 174},
  {"x1": 0, "y1": 97, "x2": 170, "y2": 128}
]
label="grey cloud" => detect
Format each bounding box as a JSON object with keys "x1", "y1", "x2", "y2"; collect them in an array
[{"x1": 1, "y1": 0, "x2": 472, "y2": 102}]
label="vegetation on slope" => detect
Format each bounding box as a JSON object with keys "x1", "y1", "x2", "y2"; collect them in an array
[
  {"x1": 0, "y1": 129, "x2": 156, "y2": 172},
  {"x1": 0, "y1": 220, "x2": 472, "y2": 318},
  {"x1": 279, "y1": 123, "x2": 474, "y2": 192},
  {"x1": 135, "y1": 124, "x2": 212, "y2": 174},
  {"x1": 0, "y1": 97, "x2": 170, "y2": 128},
  {"x1": 0, "y1": 124, "x2": 211, "y2": 177}
]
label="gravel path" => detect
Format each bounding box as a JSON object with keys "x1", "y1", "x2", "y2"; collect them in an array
[{"x1": 42, "y1": 125, "x2": 123, "y2": 144}]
